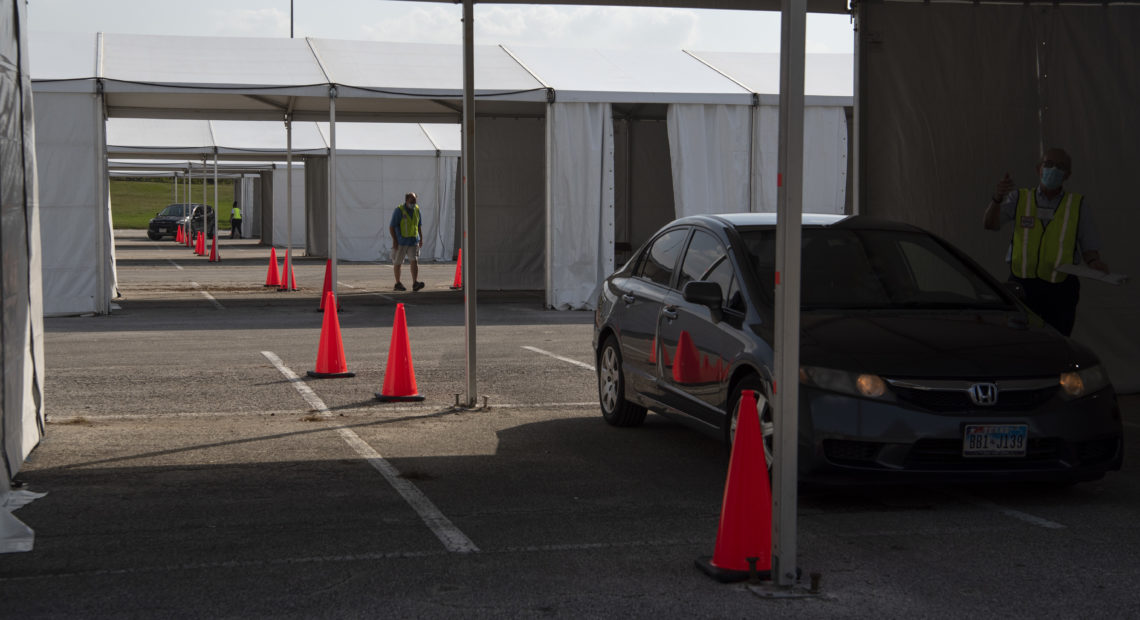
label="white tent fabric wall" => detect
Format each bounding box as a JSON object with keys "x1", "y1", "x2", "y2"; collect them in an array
[
  {"x1": 33, "y1": 92, "x2": 113, "y2": 316},
  {"x1": 2, "y1": 0, "x2": 46, "y2": 550},
  {"x1": 858, "y1": 1, "x2": 1140, "y2": 392},
  {"x1": 270, "y1": 168, "x2": 306, "y2": 248},
  {"x1": 546, "y1": 103, "x2": 614, "y2": 310},
  {"x1": 239, "y1": 176, "x2": 257, "y2": 237},
  {"x1": 335, "y1": 154, "x2": 457, "y2": 263},
  {"x1": 752, "y1": 106, "x2": 847, "y2": 214},
  {"x1": 667, "y1": 104, "x2": 752, "y2": 217}
]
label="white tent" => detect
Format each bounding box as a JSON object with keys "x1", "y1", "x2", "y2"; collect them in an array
[
  {"x1": 29, "y1": 31, "x2": 852, "y2": 314},
  {"x1": 105, "y1": 118, "x2": 462, "y2": 260}
]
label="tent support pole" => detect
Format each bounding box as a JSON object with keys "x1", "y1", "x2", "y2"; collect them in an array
[
  {"x1": 773, "y1": 0, "x2": 807, "y2": 589},
  {"x1": 285, "y1": 114, "x2": 294, "y2": 290},
  {"x1": 462, "y1": 0, "x2": 478, "y2": 408},
  {"x1": 213, "y1": 152, "x2": 219, "y2": 251},
  {"x1": 328, "y1": 87, "x2": 338, "y2": 300}
]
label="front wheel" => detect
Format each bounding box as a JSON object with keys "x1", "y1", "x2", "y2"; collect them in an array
[
  {"x1": 726, "y1": 376, "x2": 774, "y2": 470},
  {"x1": 597, "y1": 336, "x2": 647, "y2": 427},
  {"x1": 147, "y1": 231, "x2": 161, "y2": 240}
]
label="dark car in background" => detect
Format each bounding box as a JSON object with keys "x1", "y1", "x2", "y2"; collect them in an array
[
  {"x1": 188, "y1": 205, "x2": 216, "y2": 239},
  {"x1": 593, "y1": 213, "x2": 1123, "y2": 484},
  {"x1": 147, "y1": 203, "x2": 214, "y2": 240}
]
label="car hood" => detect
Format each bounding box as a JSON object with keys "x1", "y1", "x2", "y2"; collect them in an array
[{"x1": 798, "y1": 310, "x2": 1095, "y2": 378}]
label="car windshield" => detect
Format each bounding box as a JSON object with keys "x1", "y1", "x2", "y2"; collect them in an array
[
  {"x1": 741, "y1": 228, "x2": 1013, "y2": 310},
  {"x1": 159, "y1": 205, "x2": 187, "y2": 217}
]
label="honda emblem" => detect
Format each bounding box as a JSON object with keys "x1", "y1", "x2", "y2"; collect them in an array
[{"x1": 968, "y1": 383, "x2": 999, "y2": 406}]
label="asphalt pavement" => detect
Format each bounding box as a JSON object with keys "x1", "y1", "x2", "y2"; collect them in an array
[{"x1": 3, "y1": 230, "x2": 1139, "y2": 618}]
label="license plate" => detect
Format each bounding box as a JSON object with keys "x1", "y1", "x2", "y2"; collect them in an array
[{"x1": 963, "y1": 424, "x2": 1028, "y2": 457}]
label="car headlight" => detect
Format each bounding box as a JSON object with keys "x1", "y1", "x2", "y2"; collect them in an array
[
  {"x1": 800, "y1": 366, "x2": 892, "y2": 400},
  {"x1": 1059, "y1": 365, "x2": 1110, "y2": 399}
]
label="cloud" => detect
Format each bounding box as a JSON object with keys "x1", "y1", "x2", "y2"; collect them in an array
[
  {"x1": 210, "y1": 9, "x2": 290, "y2": 38},
  {"x1": 359, "y1": 5, "x2": 700, "y2": 50}
]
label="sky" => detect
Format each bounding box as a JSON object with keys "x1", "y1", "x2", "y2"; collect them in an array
[{"x1": 26, "y1": 0, "x2": 855, "y2": 54}]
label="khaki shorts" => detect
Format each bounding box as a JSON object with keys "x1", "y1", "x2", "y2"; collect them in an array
[{"x1": 393, "y1": 244, "x2": 420, "y2": 264}]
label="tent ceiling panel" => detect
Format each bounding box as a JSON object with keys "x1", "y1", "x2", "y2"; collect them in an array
[
  {"x1": 102, "y1": 34, "x2": 329, "y2": 90},
  {"x1": 508, "y1": 46, "x2": 753, "y2": 105},
  {"x1": 688, "y1": 50, "x2": 853, "y2": 104},
  {"x1": 311, "y1": 39, "x2": 547, "y2": 100}
]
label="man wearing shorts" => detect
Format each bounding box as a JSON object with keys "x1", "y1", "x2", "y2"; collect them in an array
[{"x1": 389, "y1": 192, "x2": 424, "y2": 291}]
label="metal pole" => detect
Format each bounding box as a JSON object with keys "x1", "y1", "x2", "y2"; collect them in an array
[
  {"x1": 213, "y1": 153, "x2": 219, "y2": 251},
  {"x1": 328, "y1": 87, "x2": 338, "y2": 298},
  {"x1": 201, "y1": 158, "x2": 207, "y2": 243},
  {"x1": 285, "y1": 114, "x2": 294, "y2": 290},
  {"x1": 462, "y1": 0, "x2": 478, "y2": 407},
  {"x1": 773, "y1": 0, "x2": 807, "y2": 589}
]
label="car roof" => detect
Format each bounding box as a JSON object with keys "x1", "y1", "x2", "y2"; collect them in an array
[{"x1": 675, "y1": 212, "x2": 926, "y2": 233}]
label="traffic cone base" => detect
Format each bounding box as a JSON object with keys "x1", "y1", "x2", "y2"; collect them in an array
[
  {"x1": 374, "y1": 391, "x2": 425, "y2": 402},
  {"x1": 308, "y1": 369, "x2": 356, "y2": 379},
  {"x1": 694, "y1": 557, "x2": 771, "y2": 584}
]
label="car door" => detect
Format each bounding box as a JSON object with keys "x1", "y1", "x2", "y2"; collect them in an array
[
  {"x1": 616, "y1": 227, "x2": 689, "y2": 397},
  {"x1": 658, "y1": 228, "x2": 745, "y2": 427}
]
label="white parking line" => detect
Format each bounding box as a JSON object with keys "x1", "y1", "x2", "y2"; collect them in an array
[
  {"x1": 261, "y1": 350, "x2": 479, "y2": 554},
  {"x1": 955, "y1": 493, "x2": 1065, "y2": 529},
  {"x1": 522, "y1": 346, "x2": 594, "y2": 371},
  {"x1": 166, "y1": 259, "x2": 184, "y2": 271},
  {"x1": 189, "y1": 282, "x2": 224, "y2": 310}
]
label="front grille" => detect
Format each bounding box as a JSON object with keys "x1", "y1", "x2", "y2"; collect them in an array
[
  {"x1": 892, "y1": 386, "x2": 1058, "y2": 412},
  {"x1": 904, "y1": 437, "x2": 1062, "y2": 469},
  {"x1": 823, "y1": 439, "x2": 882, "y2": 465}
]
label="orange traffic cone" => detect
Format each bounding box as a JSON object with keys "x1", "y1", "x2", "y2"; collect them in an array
[
  {"x1": 307, "y1": 291, "x2": 355, "y2": 379},
  {"x1": 185, "y1": 226, "x2": 193, "y2": 248},
  {"x1": 209, "y1": 234, "x2": 220, "y2": 262},
  {"x1": 696, "y1": 389, "x2": 772, "y2": 582},
  {"x1": 278, "y1": 249, "x2": 297, "y2": 291},
  {"x1": 175, "y1": 226, "x2": 183, "y2": 243},
  {"x1": 196, "y1": 232, "x2": 206, "y2": 255},
  {"x1": 264, "y1": 248, "x2": 281, "y2": 287},
  {"x1": 375, "y1": 303, "x2": 424, "y2": 402},
  {"x1": 449, "y1": 249, "x2": 463, "y2": 290},
  {"x1": 672, "y1": 330, "x2": 701, "y2": 385},
  {"x1": 318, "y1": 259, "x2": 339, "y2": 310}
]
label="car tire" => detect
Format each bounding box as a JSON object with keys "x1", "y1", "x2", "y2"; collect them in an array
[
  {"x1": 147, "y1": 231, "x2": 161, "y2": 241},
  {"x1": 726, "y1": 376, "x2": 774, "y2": 470},
  {"x1": 597, "y1": 335, "x2": 647, "y2": 427}
]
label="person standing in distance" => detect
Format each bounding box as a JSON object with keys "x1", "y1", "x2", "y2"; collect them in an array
[
  {"x1": 390, "y1": 192, "x2": 424, "y2": 291},
  {"x1": 230, "y1": 201, "x2": 242, "y2": 239},
  {"x1": 983, "y1": 147, "x2": 1109, "y2": 336}
]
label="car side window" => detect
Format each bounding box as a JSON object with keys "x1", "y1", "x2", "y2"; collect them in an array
[
  {"x1": 678, "y1": 230, "x2": 735, "y2": 306},
  {"x1": 636, "y1": 228, "x2": 688, "y2": 288}
]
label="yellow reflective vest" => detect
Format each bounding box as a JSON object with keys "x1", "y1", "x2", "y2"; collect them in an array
[
  {"x1": 398, "y1": 204, "x2": 421, "y2": 239},
  {"x1": 231, "y1": 207, "x2": 242, "y2": 220},
  {"x1": 1010, "y1": 189, "x2": 1082, "y2": 283}
]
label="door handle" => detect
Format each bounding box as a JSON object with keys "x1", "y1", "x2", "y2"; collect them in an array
[
  {"x1": 622, "y1": 294, "x2": 636, "y2": 304},
  {"x1": 662, "y1": 306, "x2": 678, "y2": 320}
]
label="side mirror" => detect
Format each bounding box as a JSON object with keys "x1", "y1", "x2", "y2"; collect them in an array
[
  {"x1": 1004, "y1": 280, "x2": 1027, "y2": 301},
  {"x1": 682, "y1": 280, "x2": 723, "y2": 308}
]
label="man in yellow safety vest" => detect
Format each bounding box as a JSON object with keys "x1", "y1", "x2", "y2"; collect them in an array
[
  {"x1": 230, "y1": 202, "x2": 242, "y2": 239},
  {"x1": 389, "y1": 192, "x2": 424, "y2": 292},
  {"x1": 983, "y1": 147, "x2": 1109, "y2": 336}
]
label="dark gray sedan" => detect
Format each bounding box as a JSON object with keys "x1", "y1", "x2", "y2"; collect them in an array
[{"x1": 592, "y1": 213, "x2": 1123, "y2": 483}]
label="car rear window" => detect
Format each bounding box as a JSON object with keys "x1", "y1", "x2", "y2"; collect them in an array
[{"x1": 741, "y1": 228, "x2": 1011, "y2": 310}]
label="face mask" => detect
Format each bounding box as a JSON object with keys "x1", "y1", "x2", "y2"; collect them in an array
[{"x1": 1040, "y1": 167, "x2": 1065, "y2": 190}]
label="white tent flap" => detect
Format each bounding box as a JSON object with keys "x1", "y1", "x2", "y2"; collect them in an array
[
  {"x1": 667, "y1": 104, "x2": 752, "y2": 217},
  {"x1": 547, "y1": 102, "x2": 614, "y2": 310}
]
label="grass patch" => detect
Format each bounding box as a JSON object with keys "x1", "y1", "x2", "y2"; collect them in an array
[{"x1": 111, "y1": 177, "x2": 235, "y2": 229}]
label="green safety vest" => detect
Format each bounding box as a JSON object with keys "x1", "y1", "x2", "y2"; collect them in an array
[
  {"x1": 231, "y1": 207, "x2": 242, "y2": 219},
  {"x1": 398, "y1": 204, "x2": 421, "y2": 239},
  {"x1": 1010, "y1": 189, "x2": 1082, "y2": 283}
]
